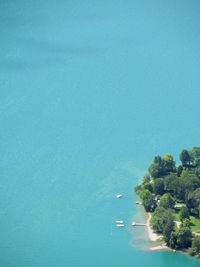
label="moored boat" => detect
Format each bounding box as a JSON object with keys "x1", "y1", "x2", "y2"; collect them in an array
[
  {"x1": 116, "y1": 224, "x2": 124, "y2": 227},
  {"x1": 115, "y1": 220, "x2": 123, "y2": 224}
]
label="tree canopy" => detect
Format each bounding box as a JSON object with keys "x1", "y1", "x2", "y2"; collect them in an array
[
  {"x1": 163, "y1": 211, "x2": 175, "y2": 246},
  {"x1": 140, "y1": 189, "x2": 156, "y2": 212},
  {"x1": 179, "y1": 206, "x2": 190, "y2": 221},
  {"x1": 151, "y1": 207, "x2": 170, "y2": 233},
  {"x1": 135, "y1": 146, "x2": 200, "y2": 253},
  {"x1": 176, "y1": 226, "x2": 192, "y2": 248},
  {"x1": 153, "y1": 178, "x2": 165, "y2": 195},
  {"x1": 159, "y1": 193, "x2": 175, "y2": 209},
  {"x1": 192, "y1": 236, "x2": 200, "y2": 256},
  {"x1": 163, "y1": 154, "x2": 176, "y2": 172},
  {"x1": 179, "y1": 150, "x2": 191, "y2": 166},
  {"x1": 187, "y1": 188, "x2": 200, "y2": 216}
]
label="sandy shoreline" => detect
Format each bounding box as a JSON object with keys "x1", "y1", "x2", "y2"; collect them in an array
[
  {"x1": 146, "y1": 212, "x2": 169, "y2": 251},
  {"x1": 146, "y1": 212, "x2": 162, "y2": 241}
]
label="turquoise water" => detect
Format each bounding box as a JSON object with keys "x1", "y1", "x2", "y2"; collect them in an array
[{"x1": 0, "y1": 0, "x2": 200, "y2": 266}]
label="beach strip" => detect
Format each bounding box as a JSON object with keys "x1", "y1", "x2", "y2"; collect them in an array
[
  {"x1": 146, "y1": 212, "x2": 169, "y2": 251},
  {"x1": 146, "y1": 212, "x2": 162, "y2": 241}
]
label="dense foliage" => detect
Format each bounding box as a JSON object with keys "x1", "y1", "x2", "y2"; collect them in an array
[
  {"x1": 153, "y1": 178, "x2": 164, "y2": 195},
  {"x1": 135, "y1": 147, "x2": 200, "y2": 254},
  {"x1": 159, "y1": 193, "x2": 175, "y2": 209},
  {"x1": 191, "y1": 236, "x2": 200, "y2": 256},
  {"x1": 179, "y1": 206, "x2": 190, "y2": 221},
  {"x1": 139, "y1": 189, "x2": 156, "y2": 212},
  {"x1": 151, "y1": 207, "x2": 169, "y2": 233}
]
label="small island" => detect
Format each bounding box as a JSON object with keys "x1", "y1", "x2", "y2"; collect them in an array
[{"x1": 135, "y1": 147, "x2": 200, "y2": 257}]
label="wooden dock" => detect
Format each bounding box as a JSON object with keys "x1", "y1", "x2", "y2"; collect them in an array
[{"x1": 132, "y1": 222, "x2": 147, "y2": 226}]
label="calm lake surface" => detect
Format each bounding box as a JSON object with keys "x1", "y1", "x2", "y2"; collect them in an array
[{"x1": 0, "y1": 0, "x2": 200, "y2": 266}]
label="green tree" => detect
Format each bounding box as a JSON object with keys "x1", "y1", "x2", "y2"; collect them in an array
[
  {"x1": 154, "y1": 155, "x2": 163, "y2": 165},
  {"x1": 176, "y1": 226, "x2": 192, "y2": 248},
  {"x1": 140, "y1": 189, "x2": 151, "y2": 200},
  {"x1": 195, "y1": 166, "x2": 200, "y2": 177},
  {"x1": 181, "y1": 218, "x2": 190, "y2": 228},
  {"x1": 163, "y1": 211, "x2": 175, "y2": 246},
  {"x1": 153, "y1": 178, "x2": 165, "y2": 195},
  {"x1": 143, "y1": 183, "x2": 153, "y2": 193},
  {"x1": 164, "y1": 173, "x2": 187, "y2": 200},
  {"x1": 151, "y1": 206, "x2": 169, "y2": 233},
  {"x1": 183, "y1": 175, "x2": 200, "y2": 192},
  {"x1": 177, "y1": 165, "x2": 183, "y2": 177},
  {"x1": 188, "y1": 150, "x2": 196, "y2": 165},
  {"x1": 169, "y1": 231, "x2": 177, "y2": 249},
  {"x1": 181, "y1": 171, "x2": 200, "y2": 193},
  {"x1": 148, "y1": 163, "x2": 163, "y2": 179},
  {"x1": 180, "y1": 169, "x2": 190, "y2": 179},
  {"x1": 192, "y1": 147, "x2": 200, "y2": 159},
  {"x1": 170, "y1": 178, "x2": 185, "y2": 201},
  {"x1": 179, "y1": 206, "x2": 190, "y2": 221},
  {"x1": 190, "y1": 147, "x2": 200, "y2": 167},
  {"x1": 187, "y1": 188, "x2": 200, "y2": 216},
  {"x1": 140, "y1": 189, "x2": 156, "y2": 212},
  {"x1": 159, "y1": 193, "x2": 175, "y2": 209},
  {"x1": 134, "y1": 184, "x2": 142, "y2": 194},
  {"x1": 148, "y1": 156, "x2": 165, "y2": 179},
  {"x1": 142, "y1": 174, "x2": 151, "y2": 184},
  {"x1": 192, "y1": 236, "x2": 200, "y2": 255},
  {"x1": 179, "y1": 149, "x2": 191, "y2": 166},
  {"x1": 164, "y1": 175, "x2": 176, "y2": 193},
  {"x1": 143, "y1": 197, "x2": 156, "y2": 212},
  {"x1": 195, "y1": 158, "x2": 200, "y2": 167},
  {"x1": 163, "y1": 154, "x2": 176, "y2": 172}
]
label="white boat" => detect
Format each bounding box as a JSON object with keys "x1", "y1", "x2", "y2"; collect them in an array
[
  {"x1": 116, "y1": 224, "x2": 124, "y2": 227},
  {"x1": 131, "y1": 222, "x2": 136, "y2": 226},
  {"x1": 116, "y1": 194, "x2": 123, "y2": 198},
  {"x1": 115, "y1": 220, "x2": 124, "y2": 224}
]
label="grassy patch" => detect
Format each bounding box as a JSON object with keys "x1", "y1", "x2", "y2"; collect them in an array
[
  {"x1": 175, "y1": 202, "x2": 186, "y2": 207},
  {"x1": 172, "y1": 211, "x2": 200, "y2": 231},
  {"x1": 190, "y1": 216, "x2": 200, "y2": 231},
  {"x1": 173, "y1": 210, "x2": 180, "y2": 221}
]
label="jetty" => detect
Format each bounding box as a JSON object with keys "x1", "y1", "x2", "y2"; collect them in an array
[{"x1": 132, "y1": 222, "x2": 147, "y2": 226}]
